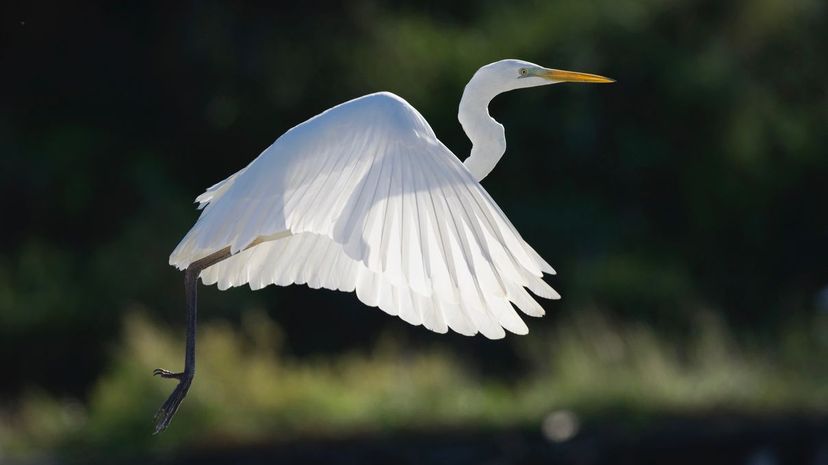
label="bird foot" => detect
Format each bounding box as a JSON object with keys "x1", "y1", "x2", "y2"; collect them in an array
[
  {"x1": 153, "y1": 368, "x2": 184, "y2": 380},
  {"x1": 153, "y1": 369, "x2": 192, "y2": 434}
]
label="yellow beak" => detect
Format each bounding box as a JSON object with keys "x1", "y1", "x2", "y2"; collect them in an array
[{"x1": 540, "y1": 68, "x2": 615, "y2": 83}]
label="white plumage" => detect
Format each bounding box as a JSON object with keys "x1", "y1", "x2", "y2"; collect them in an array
[
  {"x1": 153, "y1": 60, "x2": 613, "y2": 434},
  {"x1": 169, "y1": 60, "x2": 614, "y2": 339}
]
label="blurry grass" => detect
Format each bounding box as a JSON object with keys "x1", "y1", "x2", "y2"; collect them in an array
[{"x1": 1, "y1": 308, "x2": 825, "y2": 456}]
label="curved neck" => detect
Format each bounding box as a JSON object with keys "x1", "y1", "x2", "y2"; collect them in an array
[{"x1": 458, "y1": 78, "x2": 506, "y2": 182}]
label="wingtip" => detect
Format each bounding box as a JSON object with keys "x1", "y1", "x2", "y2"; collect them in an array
[{"x1": 483, "y1": 327, "x2": 507, "y2": 340}]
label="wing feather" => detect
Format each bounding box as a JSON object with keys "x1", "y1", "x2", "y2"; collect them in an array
[{"x1": 171, "y1": 92, "x2": 557, "y2": 338}]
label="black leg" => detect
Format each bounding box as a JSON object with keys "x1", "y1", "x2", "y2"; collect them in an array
[{"x1": 153, "y1": 247, "x2": 231, "y2": 434}]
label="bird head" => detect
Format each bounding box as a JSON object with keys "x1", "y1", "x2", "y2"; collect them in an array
[{"x1": 473, "y1": 59, "x2": 614, "y2": 94}]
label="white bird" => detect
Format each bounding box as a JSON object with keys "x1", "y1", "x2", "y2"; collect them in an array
[{"x1": 153, "y1": 59, "x2": 613, "y2": 433}]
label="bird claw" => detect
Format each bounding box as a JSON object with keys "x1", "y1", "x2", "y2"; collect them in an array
[
  {"x1": 153, "y1": 378, "x2": 192, "y2": 434},
  {"x1": 153, "y1": 368, "x2": 183, "y2": 380},
  {"x1": 153, "y1": 370, "x2": 192, "y2": 434}
]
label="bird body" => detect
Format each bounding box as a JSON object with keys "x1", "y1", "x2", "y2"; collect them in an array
[
  {"x1": 154, "y1": 59, "x2": 613, "y2": 433},
  {"x1": 170, "y1": 90, "x2": 556, "y2": 339}
]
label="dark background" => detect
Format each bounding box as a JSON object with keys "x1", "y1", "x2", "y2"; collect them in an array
[{"x1": 2, "y1": 0, "x2": 826, "y2": 463}]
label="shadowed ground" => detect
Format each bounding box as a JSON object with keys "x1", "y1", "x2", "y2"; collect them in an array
[{"x1": 71, "y1": 416, "x2": 828, "y2": 465}]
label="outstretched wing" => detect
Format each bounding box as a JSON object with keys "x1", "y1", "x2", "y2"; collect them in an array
[{"x1": 170, "y1": 91, "x2": 558, "y2": 339}]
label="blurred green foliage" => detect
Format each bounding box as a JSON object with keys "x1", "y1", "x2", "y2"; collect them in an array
[
  {"x1": 2, "y1": 0, "x2": 827, "y2": 457},
  {"x1": 1, "y1": 309, "x2": 825, "y2": 457}
]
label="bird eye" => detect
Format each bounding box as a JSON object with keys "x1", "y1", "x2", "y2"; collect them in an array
[{"x1": 519, "y1": 68, "x2": 528, "y2": 77}]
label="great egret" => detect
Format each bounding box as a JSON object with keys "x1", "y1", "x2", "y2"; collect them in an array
[{"x1": 153, "y1": 59, "x2": 613, "y2": 433}]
